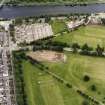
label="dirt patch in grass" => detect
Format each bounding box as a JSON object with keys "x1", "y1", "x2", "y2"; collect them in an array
[{"x1": 27, "y1": 50, "x2": 67, "y2": 62}]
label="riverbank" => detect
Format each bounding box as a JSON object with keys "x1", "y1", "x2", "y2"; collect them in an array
[{"x1": 3, "y1": 1, "x2": 105, "y2": 7}]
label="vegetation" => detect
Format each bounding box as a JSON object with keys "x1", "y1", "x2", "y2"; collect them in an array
[
  {"x1": 13, "y1": 18, "x2": 105, "y2": 105},
  {"x1": 7, "y1": 0, "x2": 102, "y2": 4},
  {"x1": 50, "y1": 19, "x2": 67, "y2": 34},
  {"x1": 13, "y1": 50, "x2": 105, "y2": 105},
  {"x1": 53, "y1": 25, "x2": 105, "y2": 48},
  {"x1": 72, "y1": 43, "x2": 80, "y2": 53},
  {"x1": 90, "y1": 85, "x2": 97, "y2": 92},
  {"x1": 83, "y1": 75, "x2": 90, "y2": 82},
  {"x1": 82, "y1": 100, "x2": 89, "y2": 105},
  {"x1": 13, "y1": 51, "x2": 28, "y2": 105},
  {"x1": 9, "y1": 24, "x2": 16, "y2": 42},
  {"x1": 96, "y1": 44, "x2": 104, "y2": 56}
]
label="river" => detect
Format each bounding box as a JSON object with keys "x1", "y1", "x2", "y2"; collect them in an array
[{"x1": 0, "y1": 4, "x2": 105, "y2": 19}]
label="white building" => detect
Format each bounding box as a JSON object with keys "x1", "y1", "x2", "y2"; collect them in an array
[
  {"x1": 67, "y1": 19, "x2": 85, "y2": 30},
  {"x1": 0, "y1": 20, "x2": 12, "y2": 31},
  {"x1": 15, "y1": 23, "x2": 53, "y2": 44}
]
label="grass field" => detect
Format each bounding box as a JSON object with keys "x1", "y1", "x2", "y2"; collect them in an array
[
  {"x1": 14, "y1": 52, "x2": 105, "y2": 105},
  {"x1": 21, "y1": 59, "x2": 83, "y2": 105},
  {"x1": 50, "y1": 19, "x2": 67, "y2": 34},
  {"x1": 14, "y1": 19, "x2": 105, "y2": 105},
  {"x1": 52, "y1": 24, "x2": 105, "y2": 48},
  {"x1": 44, "y1": 53, "x2": 105, "y2": 101}
]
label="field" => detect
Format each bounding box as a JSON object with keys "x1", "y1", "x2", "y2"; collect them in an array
[
  {"x1": 13, "y1": 19, "x2": 105, "y2": 105},
  {"x1": 50, "y1": 19, "x2": 67, "y2": 34},
  {"x1": 44, "y1": 53, "x2": 105, "y2": 100},
  {"x1": 51, "y1": 20, "x2": 105, "y2": 48},
  {"x1": 14, "y1": 52, "x2": 105, "y2": 105},
  {"x1": 27, "y1": 50, "x2": 66, "y2": 62}
]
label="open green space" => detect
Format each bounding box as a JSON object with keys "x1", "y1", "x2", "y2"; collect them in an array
[
  {"x1": 44, "y1": 53, "x2": 105, "y2": 102},
  {"x1": 50, "y1": 19, "x2": 67, "y2": 34},
  {"x1": 13, "y1": 19, "x2": 105, "y2": 105},
  {"x1": 14, "y1": 51, "x2": 105, "y2": 105},
  {"x1": 21, "y1": 58, "x2": 83, "y2": 105},
  {"x1": 52, "y1": 24, "x2": 105, "y2": 48}
]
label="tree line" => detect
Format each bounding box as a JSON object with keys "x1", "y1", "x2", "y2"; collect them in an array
[{"x1": 71, "y1": 43, "x2": 105, "y2": 57}]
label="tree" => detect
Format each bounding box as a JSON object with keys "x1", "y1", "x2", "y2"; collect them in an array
[
  {"x1": 96, "y1": 44, "x2": 104, "y2": 56},
  {"x1": 72, "y1": 43, "x2": 80, "y2": 53},
  {"x1": 45, "y1": 16, "x2": 51, "y2": 23},
  {"x1": 66, "y1": 83, "x2": 72, "y2": 88},
  {"x1": 91, "y1": 85, "x2": 97, "y2": 91},
  {"x1": 81, "y1": 43, "x2": 93, "y2": 55},
  {"x1": 19, "y1": 52, "x2": 27, "y2": 60},
  {"x1": 82, "y1": 43, "x2": 92, "y2": 51},
  {"x1": 101, "y1": 18, "x2": 105, "y2": 25},
  {"x1": 15, "y1": 18, "x2": 22, "y2": 25},
  {"x1": 82, "y1": 100, "x2": 89, "y2": 105},
  {"x1": 83, "y1": 75, "x2": 90, "y2": 82}
]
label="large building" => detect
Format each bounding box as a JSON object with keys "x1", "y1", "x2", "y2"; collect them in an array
[
  {"x1": 67, "y1": 19, "x2": 85, "y2": 30},
  {"x1": 15, "y1": 23, "x2": 53, "y2": 44}
]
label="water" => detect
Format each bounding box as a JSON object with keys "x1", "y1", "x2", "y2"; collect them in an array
[{"x1": 0, "y1": 4, "x2": 105, "y2": 19}]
